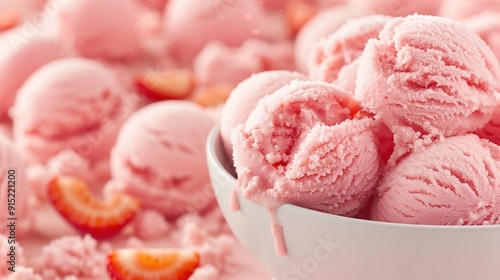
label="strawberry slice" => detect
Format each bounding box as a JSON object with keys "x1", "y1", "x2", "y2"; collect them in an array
[
  {"x1": 106, "y1": 248, "x2": 200, "y2": 280},
  {"x1": 48, "y1": 176, "x2": 141, "y2": 239},
  {"x1": 337, "y1": 96, "x2": 362, "y2": 118},
  {"x1": 135, "y1": 69, "x2": 195, "y2": 101},
  {"x1": 0, "y1": 11, "x2": 19, "y2": 32},
  {"x1": 285, "y1": 0, "x2": 316, "y2": 35},
  {"x1": 191, "y1": 83, "x2": 234, "y2": 107}
]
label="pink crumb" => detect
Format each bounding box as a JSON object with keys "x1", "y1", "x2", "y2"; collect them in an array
[{"x1": 32, "y1": 235, "x2": 108, "y2": 279}]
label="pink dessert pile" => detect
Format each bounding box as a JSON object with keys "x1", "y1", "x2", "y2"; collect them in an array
[
  {"x1": 226, "y1": 9, "x2": 500, "y2": 255},
  {"x1": 0, "y1": 0, "x2": 500, "y2": 279}
]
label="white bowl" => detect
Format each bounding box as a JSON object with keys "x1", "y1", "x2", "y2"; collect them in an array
[{"x1": 206, "y1": 124, "x2": 500, "y2": 280}]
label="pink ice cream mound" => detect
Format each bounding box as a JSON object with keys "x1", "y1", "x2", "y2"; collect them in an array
[
  {"x1": 220, "y1": 70, "x2": 308, "y2": 158},
  {"x1": 12, "y1": 58, "x2": 127, "y2": 164},
  {"x1": 372, "y1": 134, "x2": 500, "y2": 225},
  {"x1": 0, "y1": 33, "x2": 70, "y2": 120},
  {"x1": 232, "y1": 80, "x2": 381, "y2": 216},
  {"x1": 106, "y1": 101, "x2": 215, "y2": 219},
  {"x1": 355, "y1": 15, "x2": 500, "y2": 137},
  {"x1": 57, "y1": 0, "x2": 142, "y2": 60},
  {"x1": 309, "y1": 14, "x2": 392, "y2": 83}
]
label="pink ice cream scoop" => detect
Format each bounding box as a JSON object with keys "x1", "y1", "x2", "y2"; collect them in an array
[
  {"x1": 348, "y1": 0, "x2": 442, "y2": 16},
  {"x1": 240, "y1": 40, "x2": 295, "y2": 72},
  {"x1": 164, "y1": 0, "x2": 264, "y2": 64},
  {"x1": 309, "y1": 15, "x2": 392, "y2": 83},
  {"x1": 372, "y1": 134, "x2": 500, "y2": 225},
  {"x1": 0, "y1": 33, "x2": 70, "y2": 120},
  {"x1": 56, "y1": 0, "x2": 142, "y2": 60},
  {"x1": 439, "y1": 0, "x2": 500, "y2": 21},
  {"x1": 105, "y1": 101, "x2": 215, "y2": 219},
  {"x1": 220, "y1": 70, "x2": 308, "y2": 157},
  {"x1": 232, "y1": 80, "x2": 381, "y2": 216},
  {"x1": 0, "y1": 136, "x2": 30, "y2": 236},
  {"x1": 355, "y1": 15, "x2": 500, "y2": 137},
  {"x1": 12, "y1": 58, "x2": 129, "y2": 165},
  {"x1": 462, "y1": 12, "x2": 500, "y2": 60},
  {"x1": 194, "y1": 39, "x2": 295, "y2": 87},
  {"x1": 295, "y1": 5, "x2": 365, "y2": 73},
  {"x1": 294, "y1": 5, "x2": 365, "y2": 73},
  {"x1": 193, "y1": 41, "x2": 264, "y2": 87}
]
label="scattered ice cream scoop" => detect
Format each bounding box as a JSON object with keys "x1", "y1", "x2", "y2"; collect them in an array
[
  {"x1": 294, "y1": 5, "x2": 365, "y2": 73},
  {"x1": 220, "y1": 70, "x2": 308, "y2": 157},
  {"x1": 355, "y1": 15, "x2": 500, "y2": 137},
  {"x1": 372, "y1": 134, "x2": 500, "y2": 226},
  {"x1": 164, "y1": 0, "x2": 264, "y2": 64},
  {"x1": 194, "y1": 39, "x2": 295, "y2": 88},
  {"x1": 309, "y1": 14, "x2": 392, "y2": 83},
  {"x1": 105, "y1": 101, "x2": 215, "y2": 219},
  {"x1": 12, "y1": 57, "x2": 129, "y2": 165},
  {"x1": 193, "y1": 41, "x2": 263, "y2": 88},
  {"x1": 55, "y1": 0, "x2": 142, "y2": 60},
  {"x1": 0, "y1": 33, "x2": 70, "y2": 120}
]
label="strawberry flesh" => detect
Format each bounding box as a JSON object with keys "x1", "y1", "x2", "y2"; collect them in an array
[
  {"x1": 106, "y1": 248, "x2": 200, "y2": 280},
  {"x1": 191, "y1": 83, "x2": 234, "y2": 107},
  {"x1": 48, "y1": 176, "x2": 141, "y2": 239},
  {"x1": 135, "y1": 70, "x2": 195, "y2": 101},
  {"x1": 285, "y1": 0, "x2": 316, "y2": 35},
  {"x1": 0, "y1": 11, "x2": 19, "y2": 32}
]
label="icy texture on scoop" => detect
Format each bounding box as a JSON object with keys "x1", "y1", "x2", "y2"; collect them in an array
[
  {"x1": 462, "y1": 12, "x2": 500, "y2": 60},
  {"x1": 355, "y1": 15, "x2": 500, "y2": 137},
  {"x1": 349, "y1": 0, "x2": 442, "y2": 16},
  {"x1": 0, "y1": 136, "x2": 30, "y2": 236},
  {"x1": 335, "y1": 57, "x2": 359, "y2": 92},
  {"x1": 164, "y1": 0, "x2": 264, "y2": 64},
  {"x1": 0, "y1": 33, "x2": 70, "y2": 119},
  {"x1": 475, "y1": 96, "x2": 500, "y2": 145},
  {"x1": 220, "y1": 70, "x2": 308, "y2": 158},
  {"x1": 12, "y1": 58, "x2": 128, "y2": 164},
  {"x1": 56, "y1": 0, "x2": 142, "y2": 60},
  {"x1": 309, "y1": 15, "x2": 392, "y2": 83},
  {"x1": 294, "y1": 5, "x2": 365, "y2": 73},
  {"x1": 372, "y1": 134, "x2": 500, "y2": 225},
  {"x1": 106, "y1": 101, "x2": 215, "y2": 219},
  {"x1": 440, "y1": 0, "x2": 500, "y2": 20},
  {"x1": 232, "y1": 80, "x2": 381, "y2": 215}
]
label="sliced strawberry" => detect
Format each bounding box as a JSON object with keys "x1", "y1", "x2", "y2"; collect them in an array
[
  {"x1": 106, "y1": 248, "x2": 200, "y2": 280},
  {"x1": 48, "y1": 176, "x2": 141, "y2": 239},
  {"x1": 337, "y1": 95, "x2": 362, "y2": 118},
  {"x1": 191, "y1": 83, "x2": 234, "y2": 107},
  {"x1": 285, "y1": 0, "x2": 316, "y2": 35},
  {"x1": 135, "y1": 69, "x2": 195, "y2": 101},
  {"x1": 0, "y1": 11, "x2": 19, "y2": 32}
]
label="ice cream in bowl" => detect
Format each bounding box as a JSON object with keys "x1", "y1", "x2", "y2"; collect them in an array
[
  {"x1": 207, "y1": 124, "x2": 500, "y2": 280},
  {"x1": 207, "y1": 14, "x2": 500, "y2": 280}
]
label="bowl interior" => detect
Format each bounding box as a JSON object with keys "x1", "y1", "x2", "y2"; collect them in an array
[{"x1": 206, "y1": 124, "x2": 500, "y2": 280}]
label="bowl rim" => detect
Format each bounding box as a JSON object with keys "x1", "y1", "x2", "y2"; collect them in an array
[{"x1": 207, "y1": 123, "x2": 500, "y2": 231}]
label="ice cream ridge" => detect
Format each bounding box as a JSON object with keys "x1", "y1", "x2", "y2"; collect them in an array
[
  {"x1": 227, "y1": 14, "x2": 500, "y2": 256},
  {"x1": 1, "y1": 0, "x2": 500, "y2": 279}
]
